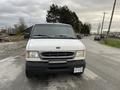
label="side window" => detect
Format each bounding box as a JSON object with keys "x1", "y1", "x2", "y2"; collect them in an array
[{"x1": 24, "y1": 26, "x2": 33, "y2": 39}]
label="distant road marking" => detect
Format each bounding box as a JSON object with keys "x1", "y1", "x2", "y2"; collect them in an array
[
  {"x1": 0, "y1": 42, "x2": 15, "y2": 46},
  {"x1": 84, "y1": 68, "x2": 98, "y2": 80},
  {"x1": 47, "y1": 68, "x2": 107, "y2": 90},
  {"x1": 103, "y1": 55, "x2": 120, "y2": 63},
  {"x1": 0, "y1": 56, "x2": 18, "y2": 63},
  {"x1": 84, "y1": 68, "x2": 107, "y2": 83},
  {"x1": 0, "y1": 56, "x2": 22, "y2": 88}
]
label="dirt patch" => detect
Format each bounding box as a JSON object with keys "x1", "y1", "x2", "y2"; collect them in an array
[{"x1": 0, "y1": 40, "x2": 28, "y2": 60}]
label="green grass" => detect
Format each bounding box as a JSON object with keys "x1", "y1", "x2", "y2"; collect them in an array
[
  {"x1": 8, "y1": 35, "x2": 24, "y2": 42},
  {"x1": 100, "y1": 38, "x2": 120, "y2": 48}
]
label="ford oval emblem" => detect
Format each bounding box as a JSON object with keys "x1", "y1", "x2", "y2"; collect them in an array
[{"x1": 56, "y1": 47, "x2": 61, "y2": 49}]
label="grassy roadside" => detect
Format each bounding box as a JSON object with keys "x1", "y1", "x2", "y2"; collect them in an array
[
  {"x1": 2, "y1": 35, "x2": 25, "y2": 42},
  {"x1": 100, "y1": 38, "x2": 120, "y2": 48}
]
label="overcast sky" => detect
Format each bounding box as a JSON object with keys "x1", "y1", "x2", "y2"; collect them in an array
[{"x1": 0, "y1": 0, "x2": 120, "y2": 32}]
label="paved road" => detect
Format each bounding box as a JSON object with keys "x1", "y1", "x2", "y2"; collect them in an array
[{"x1": 0, "y1": 37, "x2": 120, "y2": 90}]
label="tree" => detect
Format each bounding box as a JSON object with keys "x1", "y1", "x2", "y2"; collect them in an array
[
  {"x1": 46, "y1": 4, "x2": 60, "y2": 23},
  {"x1": 81, "y1": 23, "x2": 91, "y2": 35},
  {"x1": 46, "y1": 4, "x2": 82, "y2": 33},
  {"x1": 15, "y1": 18, "x2": 27, "y2": 35}
]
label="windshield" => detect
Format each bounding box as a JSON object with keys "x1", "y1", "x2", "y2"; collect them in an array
[{"x1": 31, "y1": 24, "x2": 77, "y2": 39}]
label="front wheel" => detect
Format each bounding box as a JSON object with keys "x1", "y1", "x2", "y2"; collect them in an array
[{"x1": 25, "y1": 67, "x2": 33, "y2": 78}]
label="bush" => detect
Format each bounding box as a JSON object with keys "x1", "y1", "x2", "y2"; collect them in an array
[
  {"x1": 100, "y1": 38, "x2": 120, "y2": 48},
  {"x1": 14, "y1": 18, "x2": 27, "y2": 35}
]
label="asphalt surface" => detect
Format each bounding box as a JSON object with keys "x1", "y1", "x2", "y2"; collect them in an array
[{"x1": 0, "y1": 37, "x2": 120, "y2": 90}]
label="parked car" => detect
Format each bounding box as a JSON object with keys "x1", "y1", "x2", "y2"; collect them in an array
[
  {"x1": 94, "y1": 35, "x2": 101, "y2": 41},
  {"x1": 25, "y1": 23, "x2": 86, "y2": 78},
  {"x1": 118, "y1": 35, "x2": 120, "y2": 39},
  {"x1": 100, "y1": 34, "x2": 105, "y2": 39},
  {"x1": 76, "y1": 34, "x2": 82, "y2": 39},
  {"x1": 24, "y1": 26, "x2": 33, "y2": 39}
]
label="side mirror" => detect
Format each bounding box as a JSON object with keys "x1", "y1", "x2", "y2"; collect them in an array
[
  {"x1": 24, "y1": 33, "x2": 30, "y2": 39},
  {"x1": 77, "y1": 35, "x2": 82, "y2": 39}
]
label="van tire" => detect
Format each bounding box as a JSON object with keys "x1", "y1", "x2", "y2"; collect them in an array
[{"x1": 25, "y1": 68, "x2": 33, "y2": 78}]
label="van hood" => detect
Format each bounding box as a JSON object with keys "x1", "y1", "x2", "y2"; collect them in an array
[{"x1": 26, "y1": 39, "x2": 85, "y2": 51}]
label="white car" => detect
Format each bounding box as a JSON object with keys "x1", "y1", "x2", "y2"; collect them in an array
[
  {"x1": 94, "y1": 35, "x2": 101, "y2": 41},
  {"x1": 25, "y1": 23, "x2": 86, "y2": 78}
]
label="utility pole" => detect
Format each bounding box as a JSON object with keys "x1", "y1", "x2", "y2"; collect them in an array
[
  {"x1": 101, "y1": 12, "x2": 106, "y2": 35},
  {"x1": 107, "y1": 0, "x2": 117, "y2": 36},
  {"x1": 97, "y1": 23, "x2": 101, "y2": 35}
]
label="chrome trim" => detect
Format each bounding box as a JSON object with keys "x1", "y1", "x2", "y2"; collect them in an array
[
  {"x1": 39, "y1": 51, "x2": 75, "y2": 59},
  {"x1": 49, "y1": 61, "x2": 67, "y2": 64}
]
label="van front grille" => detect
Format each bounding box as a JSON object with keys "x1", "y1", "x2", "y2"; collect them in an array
[{"x1": 40, "y1": 52, "x2": 75, "y2": 60}]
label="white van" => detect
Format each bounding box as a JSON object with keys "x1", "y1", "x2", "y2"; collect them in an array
[{"x1": 25, "y1": 23, "x2": 86, "y2": 78}]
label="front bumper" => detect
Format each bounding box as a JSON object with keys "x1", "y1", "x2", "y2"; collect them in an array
[{"x1": 26, "y1": 60, "x2": 86, "y2": 74}]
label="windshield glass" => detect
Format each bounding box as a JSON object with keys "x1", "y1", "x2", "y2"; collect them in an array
[{"x1": 31, "y1": 24, "x2": 77, "y2": 39}]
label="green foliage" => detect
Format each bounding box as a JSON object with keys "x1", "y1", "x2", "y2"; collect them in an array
[
  {"x1": 46, "y1": 4, "x2": 87, "y2": 33},
  {"x1": 100, "y1": 38, "x2": 120, "y2": 48},
  {"x1": 46, "y1": 4, "x2": 60, "y2": 23},
  {"x1": 15, "y1": 18, "x2": 27, "y2": 35},
  {"x1": 81, "y1": 23, "x2": 91, "y2": 34}
]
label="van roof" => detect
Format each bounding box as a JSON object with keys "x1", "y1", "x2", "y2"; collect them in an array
[{"x1": 34, "y1": 23, "x2": 71, "y2": 27}]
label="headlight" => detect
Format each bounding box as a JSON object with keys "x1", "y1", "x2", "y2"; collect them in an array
[
  {"x1": 75, "y1": 50, "x2": 85, "y2": 59},
  {"x1": 26, "y1": 51, "x2": 39, "y2": 58}
]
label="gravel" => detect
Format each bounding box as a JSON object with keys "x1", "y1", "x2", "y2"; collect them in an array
[{"x1": 0, "y1": 40, "x2": 27, "y2": 60}]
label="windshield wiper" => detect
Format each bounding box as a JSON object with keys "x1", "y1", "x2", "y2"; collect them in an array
[
  {"x1": 33, "y1": 34, "x2": 52, "y2": 38},
  {"x1": 55, "y1": 35, "x2": 77, "y2": 39}
]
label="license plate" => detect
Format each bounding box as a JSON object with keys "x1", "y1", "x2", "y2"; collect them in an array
[{"x1": 74, "y1": 67, "x2": 83, "y2": 73}]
